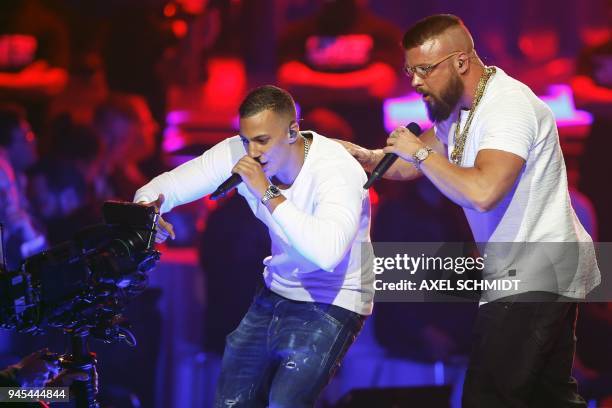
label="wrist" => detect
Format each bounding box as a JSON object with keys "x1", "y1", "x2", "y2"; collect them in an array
[
  {"x1": 409, "y1": 140, "x2": 428, "y2": 159},
  {"x1": 261, "y1": 184, "x2": 282, "y2": 205},
  {"x1": 413, "y1": 146, "x2": 434, "y2": 169},
  {"x1": 254, "y1": 179, "x2": 272, "y2": 201},
  {"x1": 366, "y1": 149, "x2": 383, "y2": 172}
]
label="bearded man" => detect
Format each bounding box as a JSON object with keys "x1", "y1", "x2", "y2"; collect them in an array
[{"x1": 340, "y1": 14, "x2": 600, "y2": 407}]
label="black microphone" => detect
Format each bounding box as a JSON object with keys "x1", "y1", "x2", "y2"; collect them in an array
[
  {"x1": 210, "y1": 173, "x2": 242, "y2": 200},
  {"x1": 363, "y1": 122, "x2": 422, "y2": 189},
  {"x1": 210, "y1": 157, "x2": 262, "y2": 200}
]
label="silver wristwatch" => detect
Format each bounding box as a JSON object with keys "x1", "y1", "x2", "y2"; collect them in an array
[
  {"x1": 261, "y1": 184, "x2": 282, "y2": 204},
  {"x1": 413, "y1": 146, "x2": 434, "y2": 169}
]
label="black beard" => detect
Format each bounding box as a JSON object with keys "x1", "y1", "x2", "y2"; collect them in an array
[{"x1": 424, "y1": 73, "x2": 464, "y2": 123}]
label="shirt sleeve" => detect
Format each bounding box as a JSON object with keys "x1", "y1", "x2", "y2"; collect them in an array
[
  {"x1": 476, "y1": 92, "x2": 536, "y2": 160},
  {"x1": 133, "y1": 137, "x2": 239, "y2": 213},
  {"x1": 270, "y1": 162, "x2": 367, "y2": 272}
]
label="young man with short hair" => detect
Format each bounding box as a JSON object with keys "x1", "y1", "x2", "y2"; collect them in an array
[{"x1": 135, "y1": 85, "x2": 374, "y2": 407}]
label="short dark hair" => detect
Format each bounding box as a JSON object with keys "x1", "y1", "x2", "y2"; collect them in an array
[
  {"x1": 239, "y1": 85, "x2": 297, "y2": 120},
  {"x1": 402, "y1": 14, "x2": 465, "y2": 50},
  {"x1": 0, "y1": 104, "x2": 26, "y2": 147}
]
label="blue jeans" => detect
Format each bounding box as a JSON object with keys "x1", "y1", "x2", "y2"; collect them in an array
[{"x1": 214, "y1": 286, "x2": 365, "y2": 408}]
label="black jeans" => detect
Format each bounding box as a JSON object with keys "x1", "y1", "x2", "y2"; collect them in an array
[{"x1": 463, "y1": 294, "x2": 586, "y2": 408}]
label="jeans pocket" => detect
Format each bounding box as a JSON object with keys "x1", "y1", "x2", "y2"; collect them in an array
[{"x1": 310, "y1": 303, "x2": 344, "y2": 327}]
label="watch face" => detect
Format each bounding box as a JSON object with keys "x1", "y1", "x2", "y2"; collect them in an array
[
  {"x1": 416, "y1": 148, "x2": 429, "y2": 161},
  {"x1": 269, "y1": 185, "x2": 281, "y2": 195}
]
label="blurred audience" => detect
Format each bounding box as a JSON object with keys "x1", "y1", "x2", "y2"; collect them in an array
[
  {"x1": 0, "y1": 104, "x2": 45, "y2": 269},
  {"x1": 45, "y1": 114, "x2": 103, "y2": 192},
  {"x1": 92, "y1": 93, "x2": 159, "y2": 202},
  {"x1": 27, "y1": 159, "x2": 98, "y2": 245}
]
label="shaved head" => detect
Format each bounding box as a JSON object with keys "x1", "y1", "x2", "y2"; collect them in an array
[
  {"x1": 438, "y1": 25, "x2": 474, "y2": 53},
  {"x1": 401, "y1": 14, "x2": 485, "y2": 122},
  {"x1": 402, "y1": 14, "x2": 474, "y2": 53}
]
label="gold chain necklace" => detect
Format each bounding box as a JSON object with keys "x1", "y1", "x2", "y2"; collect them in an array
[
  {"x1": 450, "y1": 66, "x2": 496, "y2": 165},
  {"x1": 303, "y1": 134, "x2": 310, "y2": 159}
]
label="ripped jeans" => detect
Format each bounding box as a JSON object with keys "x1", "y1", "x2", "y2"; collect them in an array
[{"x1": 214, "y1": 286, "x2": 365, "y2": 408}]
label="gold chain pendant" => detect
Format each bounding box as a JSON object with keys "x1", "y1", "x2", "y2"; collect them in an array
[{"x1": 450, "y1": 66, "x2": 496, "y2": 165}]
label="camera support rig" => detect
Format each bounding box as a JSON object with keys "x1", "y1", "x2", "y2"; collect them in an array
[{"x1": 1, "y1": 201, "x2": 162, "y2": 408}]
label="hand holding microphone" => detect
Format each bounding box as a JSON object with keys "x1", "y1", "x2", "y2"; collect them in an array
[
  {"x1": 211, "y1": 156, "x2": 269, "y2": 201},
  {"x1": 363, "y1": 122, "x2": 423, "y2": 189}
]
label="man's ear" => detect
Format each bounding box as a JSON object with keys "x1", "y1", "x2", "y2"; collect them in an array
[
  {"x1": 456, "y1": 53, "x2": 469, "y2": 73},
  {"x1": 288, "y1": 121, "x2": 300, "y2": 143}
]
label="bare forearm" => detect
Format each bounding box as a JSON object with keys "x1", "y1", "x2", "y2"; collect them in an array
[
  {"x1": 381, "y1": 126, "x2": 439, "y2": 181},
  {"x1": 382, "y1": 151, "x2": 423, "y2": 181},
  {"x1": 335, "y1": 139, "x2": 422, "y2": 181},
  {"x1": 419, "y1": 154, "x2": 496, "y2": 211}
]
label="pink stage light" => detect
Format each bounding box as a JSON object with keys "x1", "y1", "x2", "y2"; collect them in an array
[
  {"x1": 383, "y1": 94, "x2": 431, "y2": 133},
  {"x1": 539, "y1": 84, "x2": 593, "y2": 127}
]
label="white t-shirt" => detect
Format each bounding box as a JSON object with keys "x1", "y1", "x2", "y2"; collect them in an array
[
  {"x1": 134, "y1": 131, "x2": 375, "y2": 315},
  {"x1": 435, "y1": 67, "x2": 600, "y2": 299}
]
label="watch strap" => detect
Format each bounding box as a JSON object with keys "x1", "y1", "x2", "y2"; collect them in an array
[
  {"x1": 261, "y1": 184, "x2": 281, "y2": 204},
  {"x1": 414, "y1": 146, "x2": 434, "y2": 170}
]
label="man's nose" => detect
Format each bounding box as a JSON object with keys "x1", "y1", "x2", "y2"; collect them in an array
[
  {"x1": 247, "y1": 142, "x2": 260, "y2": 159},
  {"x1": 411, "y1": 74, "x2": 424, "y2": 89}
]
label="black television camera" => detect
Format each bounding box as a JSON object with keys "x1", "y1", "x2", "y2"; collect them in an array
[
  {"x1": 0, "y1": 201, "x2": 161, "y2": 342},
  {"x1": 0, "y1": 201, "x2": 161, "y2": 407}
]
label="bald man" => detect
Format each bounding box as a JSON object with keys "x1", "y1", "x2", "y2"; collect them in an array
[{"x1": 339, "y1": 14, "x2": 600, "y2": 407}]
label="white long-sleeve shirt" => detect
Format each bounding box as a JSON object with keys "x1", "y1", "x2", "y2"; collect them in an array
[{"x1": 134, "y1": 131, "x2": 374, "y2": 315}]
